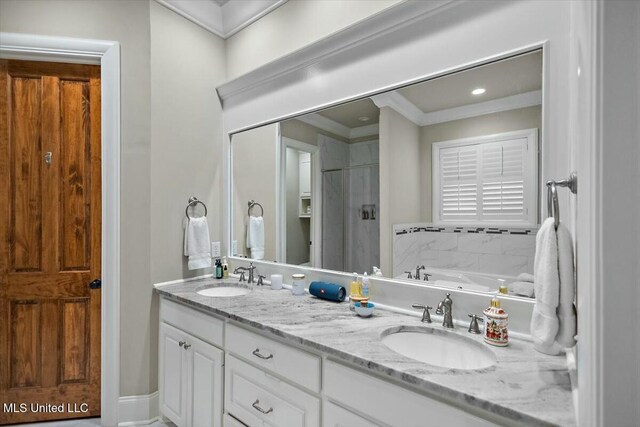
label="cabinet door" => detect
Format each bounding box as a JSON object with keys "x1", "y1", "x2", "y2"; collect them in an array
[
  {"x1": 160, "y1": 323, "x2": 188, "y2": 427},
  {"x1": 323, "y1": 401, "x2": 380, "y2": 427},
  {"x1": 187, "y1": 334, "x2": 224, "y2": 427},
  {"x1": 299, "y1": 157, "x2": 311, "y2": 197}
]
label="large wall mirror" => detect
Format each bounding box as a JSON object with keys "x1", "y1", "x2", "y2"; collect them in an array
[{"x1": 230, "y1": 49, "x2": 543, "y2": 299}]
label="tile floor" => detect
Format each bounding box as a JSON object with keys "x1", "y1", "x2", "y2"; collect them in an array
[{"x1": 14, "y1": 419, "x2": 173, "y2": 427}]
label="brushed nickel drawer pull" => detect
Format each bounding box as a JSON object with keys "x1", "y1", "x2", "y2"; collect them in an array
[
  {"x1": 252, "y1": 399, "x2": 273, "y2": 414},
  {"x1": 178, "y1": 341, "x2": 186, "y2": 348},
  {"x1": 252, "y1": 348, "x2": 273, "y2": 360},
  {"x1": 183, "y1": 343, "x2": 191, "y2": 350}
]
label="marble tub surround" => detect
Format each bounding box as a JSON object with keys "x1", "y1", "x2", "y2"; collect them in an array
[
  {"x1": 393, "y1": 223, "x2": 538, "y2": 278},
  {"x1": 155, "y1": 277, "x2": 574, "y2": 426}
]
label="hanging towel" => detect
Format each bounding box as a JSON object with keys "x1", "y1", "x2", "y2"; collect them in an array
[
  {"x1": 246, "y1": 216, "x2": 265, "y2": 260},
  {"x1": 530, "y1": 218, "x2": 577, "y2": 355},
  {"x1": 184, "y1": 217, "x2": 212, "y2": 270}
]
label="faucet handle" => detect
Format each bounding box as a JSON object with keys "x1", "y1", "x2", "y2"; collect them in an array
[
  {"x1": 468, "y1": 314, "x2": 483, "y2": 334},
  {"x1": 411, "y1": 304, "x2": 433, "y2": 323},
  {"x1": 404, "y1": 271, "x2": 413, "y2": 279},
  {"x1": 257, "y1": 275, "x2": 265, "y2": 286},
  {"x1": 239, "y1": 272, "x2": 246, "y2": 282}
]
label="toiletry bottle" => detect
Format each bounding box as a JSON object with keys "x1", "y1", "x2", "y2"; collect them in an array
[
  {"x1": 222, "y1": 257, "x2": 229, "y2": 279},
  {"x1": 349, "y1": 273, "x2": 361, "y2": 311},
  {"x1": 483, "y1": 298, "x2": 508, "y2": 346},
  {"x1": 361, "y1": 272, "x2": 370, "y2": 298},
  {"x1": 215, "y1": 259, "x2": 223, "y2": 279}
]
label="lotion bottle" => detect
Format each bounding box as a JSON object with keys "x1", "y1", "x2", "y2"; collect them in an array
[{"x1": 361, "y1": 272, "x2": 370, "y2": 298}]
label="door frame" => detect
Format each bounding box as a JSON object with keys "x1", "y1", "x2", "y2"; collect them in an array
[
  {"x1": 0, "y1": 32, "x2": 121, "y2": 426},
  {"x1": 277, "y1": 136, "x2": 321, "y2": 267}
]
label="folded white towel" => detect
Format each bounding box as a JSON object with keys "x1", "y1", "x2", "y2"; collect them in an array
[
  {"x1": 509, "y1": 281, "x2": 535, "y2": 298},
  {"x1": 184, "y1": 217, "x2": 212, "y2": 270},
  {"x1": 530, "y1": 218, "x2": 576, "y2": 355},
  {"x1": 246, "y1": 216, "x2": 265, "y2": 260},
  {"x1": 517, "y1": 272, "x2": 535, "y2": 283}
]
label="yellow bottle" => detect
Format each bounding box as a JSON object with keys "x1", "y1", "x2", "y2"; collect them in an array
[{"x1": 349, "y1": 273, "x2": 361, "y2": 297}]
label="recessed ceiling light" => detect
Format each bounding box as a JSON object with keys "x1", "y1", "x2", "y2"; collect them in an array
[
  {"x1": 358, "y1": 116, "x2": 370, "y2": 122},
  {"x1": 471, "y1": 88, "x2": 486, "y2": 96}
]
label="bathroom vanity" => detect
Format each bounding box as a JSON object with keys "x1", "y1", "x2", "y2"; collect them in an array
[{"x1": 155, "y1": 278, "x2": 575, "y2": 427}]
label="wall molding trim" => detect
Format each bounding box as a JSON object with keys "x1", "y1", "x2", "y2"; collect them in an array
[
  {"x1": 1, "y1": 32, "x2": 122, "y2": 427},
  {"x1": 118, "y1": 392, "x2": 160, "y2": 426},
  {"x1": 372, "y1": 90, "x2": 542, "y2": 127},
  {"x1": 155, "y1": 0, "x2": 288, "y2": 39},
  {"x1": 296, "y1": 114, "x2": 379, "y2": 139},
  {"x1": 216, "y1": 0, "x2": 456, "y2": 104}
]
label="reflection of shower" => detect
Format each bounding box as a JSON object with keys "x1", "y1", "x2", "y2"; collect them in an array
[{"x1": 321, "y1": 165, "x2": 380, "y2": 274}]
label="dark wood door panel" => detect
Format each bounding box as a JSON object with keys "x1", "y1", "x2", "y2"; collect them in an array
[{"x1": 0, "y1": 59, "x2": 101, "y2": 425}]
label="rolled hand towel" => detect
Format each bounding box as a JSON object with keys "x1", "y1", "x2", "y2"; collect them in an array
[{"x1": 184, "y1": 217, "x2": 212, "y2": 270}]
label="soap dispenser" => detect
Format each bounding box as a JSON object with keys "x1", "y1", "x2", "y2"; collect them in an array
[{"x1": 483, "y1": 298, "x2": 508, "y2": 346}]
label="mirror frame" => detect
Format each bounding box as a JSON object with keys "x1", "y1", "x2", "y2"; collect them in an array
[{"x1": 225, "y1": 42, "x2": 548, "y2": 291}]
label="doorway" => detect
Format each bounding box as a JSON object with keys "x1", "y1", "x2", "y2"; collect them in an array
[{"x1": 0, "y1": 60, "x2": 102, "y2": 424}]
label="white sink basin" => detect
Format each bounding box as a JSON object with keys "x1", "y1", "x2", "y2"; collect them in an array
[
  {"x1": 196, "y1": 282, "x2": 251, "y2": 297},
  {"x1": 381, "y1": 327, "x2": 496, "y2": 370}
]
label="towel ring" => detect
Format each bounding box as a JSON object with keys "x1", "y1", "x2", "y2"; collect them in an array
[
  {"x1": 186, "y1": 196, "x2": 207, "y2": 219},
  {"x1": 248, "y1": 200, "x2": 264, "y2": 217}
]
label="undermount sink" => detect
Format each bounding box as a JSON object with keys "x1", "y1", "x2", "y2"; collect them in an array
[
  {"x1": 196, "y1": 282, "x2": 251, "y2": 298},
  {"x1": 381, "y1": 326, "x2": 496, "y2": 370}
]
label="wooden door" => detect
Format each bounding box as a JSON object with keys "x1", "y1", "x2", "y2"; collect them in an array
[
  {"x1": 187, "y1": 333, "x2": 223, "y2": 427},
  {"x1": 0, "y1": 60, "x2": 101, "y2": 424},
  {"x1": 160, "y1": 323, "x2": 188, "y2": 427}
]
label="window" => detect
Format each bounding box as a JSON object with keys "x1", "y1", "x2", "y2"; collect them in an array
[{"x1": 432, "y1": 129, "x2": 538, "y2": 225}]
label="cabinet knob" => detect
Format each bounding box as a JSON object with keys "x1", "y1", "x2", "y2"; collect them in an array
[
  {"x1": 183, "y1": 343, "x2": 191, "y2": 350},
  {"x1": 178, "y1": 341, "x2": 185, "y2": 348},
  {"x1": 252, "y1": 348, "x2": 273, "y2": 360},
  {"x1": 252, "y1": 399, "x2": 273, "y2": 415}
]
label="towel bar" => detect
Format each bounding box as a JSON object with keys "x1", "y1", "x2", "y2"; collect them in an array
[{"x1": 546, "y1": 172, "x2": 577, "y2": 229}]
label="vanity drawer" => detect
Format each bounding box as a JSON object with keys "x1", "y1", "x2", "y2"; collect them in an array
[
  {"x1": 225, "y1": 355, "x2": 320, "y2": 427},
  {"x1": 324, "y1": 360, "x2": 497, "y2": 427},
  {"x1": 160, "y1": 298, "x2": 224, "y2": 347},
  {"x1": 225, "y1": 323, "x2": 321, "y2": 392}
]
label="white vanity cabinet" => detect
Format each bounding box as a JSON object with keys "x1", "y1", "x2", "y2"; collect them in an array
[
  {"x1": 224, "y1": 323, "x2": 321, "y2": 427},
  {"x1": 159, "y1": 299, "x2": 225, "y2": 427},
  {"x1": 323, "y1": 360, "x2": 498, "y2": 427}
]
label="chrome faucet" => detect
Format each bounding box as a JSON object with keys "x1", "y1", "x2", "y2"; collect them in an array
[
  {"x1": 435, "y1": 293, "x2": 454, "y2": 328},
  {"x1": 415, "y1": 265, "x2": 425, "y2": 280},
  {"x1": 233, "y1": 262, "x2": 257, "y2": 283}
]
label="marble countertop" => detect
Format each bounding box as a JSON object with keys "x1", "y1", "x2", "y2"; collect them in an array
[{"x1": 155, "y1": 277, "x2": 575, "y2": 427}]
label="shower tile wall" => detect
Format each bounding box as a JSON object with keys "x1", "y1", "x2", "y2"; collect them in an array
[
  {"x1": 393, "y1": 226, "x2": 536, "y2": 278},
  {"x1": 319, "y1": 136, "x2": 380, "y2": 274}
]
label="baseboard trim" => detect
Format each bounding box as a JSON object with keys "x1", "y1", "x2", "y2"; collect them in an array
[{"x1": 118, "y1": 392, "x2": 160, "y2": 426}]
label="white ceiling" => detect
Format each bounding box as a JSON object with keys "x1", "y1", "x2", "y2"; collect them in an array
[
  {"x1": 302, "y1": 50, "x2": 542, "y2": 132},
  {"x1": 156, "y1": 0, "x2": 288, "y2": 39}
]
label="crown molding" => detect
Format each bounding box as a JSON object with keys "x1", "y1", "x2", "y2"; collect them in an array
[
  {"x1": 296, "y1": 114, "x2": 379, "y2": 140},
  {"x1": 216, "y1": 0, "x2": 458, "y2": 103},
  {"x1": 155, "y1": 0, "x2": 287, "y2": 39},
  {"x1": 373, "y1": 89, "x2": 542, "y2": 127}
]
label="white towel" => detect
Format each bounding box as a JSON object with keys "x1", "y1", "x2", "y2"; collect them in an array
[
  {"x1": 517, "y1": 272, "x2": 535, "y2": 283},
  {"x1": 246, "y1": 216, "x2": 265, "y2": 260},
  {"x1": 509, "y1": 281, "x2": 535, "y2": 298},
  {"x1": 184, "y1": 217, "x2": 212, "y2": 270},
  {"x1": 531, "y1": 218, "x2": 577, "y2": 355}
]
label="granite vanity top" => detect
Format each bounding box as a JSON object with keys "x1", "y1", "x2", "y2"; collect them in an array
[{"x1": 155, "y1": 277, "x2": 575, "y2": 427}]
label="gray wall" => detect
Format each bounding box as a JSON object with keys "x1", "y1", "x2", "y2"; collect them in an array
[
  {"x1": 379, "y1": 107, "x2": 421, "y2": 277},
  {"x1": 231, "y1": 124, "x2": 278, "y2": 262}
]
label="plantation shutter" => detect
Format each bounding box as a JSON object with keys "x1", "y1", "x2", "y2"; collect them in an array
[
  {"x1": 439, "y1": 145, "x2": 479, "y2": 220},
  {"x1": 481, "y1": 138, "x2": 527, "y2": 219},
  {"x1": 434, "y1": 129, "x2": 537, "y2": 224}
]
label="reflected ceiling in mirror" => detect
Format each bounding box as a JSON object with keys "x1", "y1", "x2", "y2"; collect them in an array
[{"x1": 230, "y1": 49, "x2": 542, "y2": 299}]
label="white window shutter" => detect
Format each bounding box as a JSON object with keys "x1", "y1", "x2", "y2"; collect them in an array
[
  {"x1": 432, "y1": 129, "x2": 538, "y2": 225},
  {"x1": 439, "y1": 146, "x2": 479, "y2": 220}
]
